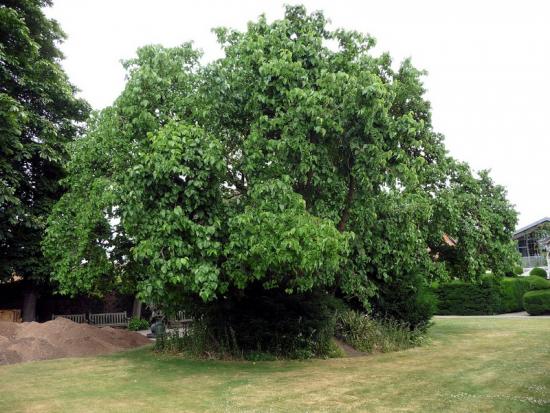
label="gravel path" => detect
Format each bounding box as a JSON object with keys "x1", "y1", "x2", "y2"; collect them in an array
[{"x1": 435, "y1": 312, "x2": 550, "y2": 318}]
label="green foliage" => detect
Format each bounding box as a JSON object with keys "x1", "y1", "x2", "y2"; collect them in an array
[
  {"x1": 524, "y1": 275, "x2": 550, "y2": 290},
  {"x1": 224, "y1": 179, "x2": 351, "y2": 295},
  {"x1": 513, "y1": 265, "x2": 524, "y2": 276},
  {"x1": 523, "y1": 290, "x2": 550, "y2": 315},
  {"x1": 335, "y1": 310, "x2": 426, "y2": 353},
  {"x1": 0, "y1": 0, "x2": 89, "y2": 283},
  {"x1": 434, "y1": 276, "x2": 503, "y2": 315},
  {"x1": 44, "y1": 44, "x2": 201, "y2": 297},
  {"x1": 374, "y1": 273, "x2": 437, "y2": 329},
  {"x1": 499, "y1": 278, "x2": 532, "y2": 313},
  {"x1": 44, "y1": 5, "x2": 518, "y2": 346},
  {"x1": 123, "y1": 122, "x2": 227, "y2": 303},
  {"x1": 427, "y1": 166, "x2": 519, "y2": 281},
  {"x1": 499, "y1": 276, "x2": 550, "y2": 313},
  {"x1": 529, "y1": 267, "x2": 548, "y2": 278},
  {"x1": 128, "y1": 317, "x2": 149, "y2": 331}
]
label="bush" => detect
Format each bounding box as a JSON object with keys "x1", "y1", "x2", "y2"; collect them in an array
[
  {"x1": 374, "y1": 273, "x2": 437, "y2": 330},
  {"x1": 155, "y1": 317, "x2": 210, "y2": 355},
  {"x1": 499, "y1": 277, "x2": 531, "y2": 313},
  {"x1": 499, "y1": 276, "x2": 549, "y2": 313},
  {"x1": 157, "y1": 288, "x2": 344, "y2": 359},
  {"x1": 506, "y1": 265, "x2": 523, "y2": 276},
  {"x1": 524, "y1": 275, "x2": 550, "y2": 290},
  {"x1": 128, "y1": 317, "x2": 150, "y2": 331},
  {"x1": 529, "y1": 267, "x2": 548, "y2": 278},
  {"x1": 335, "y1": 310, "x2": 426, "y2": 353},
  {"x1": 523, "y1": 290, "x2": 550, "y2": 315},
  {"x1": 434, "y1": 275, "x2": 502, "y2": 315}
]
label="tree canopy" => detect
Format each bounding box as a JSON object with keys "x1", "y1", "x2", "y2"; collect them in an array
[
  {"x1": 0, "y1": 0, "x2": 89, "y2": 285},
  {"x1": 43, "y1": 6, "x2": 518, "y2": 319}
]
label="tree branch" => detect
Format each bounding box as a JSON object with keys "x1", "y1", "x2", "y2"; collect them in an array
[{"x1": 337, "y1": 173, "x2": 355, "y2": 232}]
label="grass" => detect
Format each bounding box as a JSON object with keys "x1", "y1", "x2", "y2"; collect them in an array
[{"x1": 1, "y1": 317, "x2": 549, "y2": 412}]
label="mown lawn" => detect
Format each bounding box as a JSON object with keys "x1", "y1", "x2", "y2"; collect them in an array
[{"x1": 1, "y1": 317, "x2": 549, "y2": 412}]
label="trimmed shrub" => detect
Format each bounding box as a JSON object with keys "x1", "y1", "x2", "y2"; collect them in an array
[
  {"x1": 434, "y1": 276, "x2": 502, "y2": 315},
  {"x1": 335, "y1": 310, "x2": 425, "y2": 353},
  {"x1": 435, "y1": 275, "x2": 550, "y2": 315},
  {"x1": 525, "y1": 275, "x2": 550, "y2": 290},
  {"x1": 523, "y1": 290, "x2": 550, "y2": 315},
  {"x1": 529, "y1": 267, "x2": 548, "y2": 278},
  {"x1": 499, "y1": 276, "x2": 550, "y2": 312},
  {"x1": 499, "y1": 277, "x2": 531, "y2": 313}
]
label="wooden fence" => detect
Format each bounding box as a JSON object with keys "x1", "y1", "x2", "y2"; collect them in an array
[{"x1": 52, "y1": 312, "x2": 129, "y2": 327}]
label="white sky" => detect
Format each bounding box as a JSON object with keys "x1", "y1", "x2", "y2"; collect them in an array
[{"x1": 45, "y1": 0, "x2": 549, "y2": 228}]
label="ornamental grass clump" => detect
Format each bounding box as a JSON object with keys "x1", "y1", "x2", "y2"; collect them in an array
[{"x1": 335, "y1": 310, "x2": 425, "y2": 353}]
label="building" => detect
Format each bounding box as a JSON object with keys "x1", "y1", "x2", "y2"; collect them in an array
[{"x1": 513, "y1": 217, "x2": 550, "y2": 268}]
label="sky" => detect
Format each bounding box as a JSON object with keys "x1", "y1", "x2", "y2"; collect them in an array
[{"x1": 45, "y1": 0, "x2": 549, "y2": 228}]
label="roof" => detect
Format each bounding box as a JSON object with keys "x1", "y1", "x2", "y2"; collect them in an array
[
  {"x1": 513, "y1": 217, "x2": 550, "y2": 238},
  {"x1": 442, "y1": 233, "x2": 457, "y2": 247}
]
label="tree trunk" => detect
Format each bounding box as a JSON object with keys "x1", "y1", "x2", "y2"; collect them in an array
[
  {"x1": 22, "y1": 289, "x2": 38, "y2": 322},
  {"x1": 132, "y1": 296, "x2": 142, "y2": 319},
  {"x1": 337, "y1": 174, "x2": 355, "y2": 232}
]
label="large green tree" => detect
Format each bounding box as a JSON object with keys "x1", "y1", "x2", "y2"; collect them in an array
[
  {"x1": 44, "y1": 6, "x2": 518, "y2": 333},
  {"x1": 0, "y1": 0, "x2": 89, "y2": 319}
]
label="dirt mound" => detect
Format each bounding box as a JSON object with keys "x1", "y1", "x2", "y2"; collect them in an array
[{"x1": 0, "y1": 317, "x2": 151, "y2": 365}]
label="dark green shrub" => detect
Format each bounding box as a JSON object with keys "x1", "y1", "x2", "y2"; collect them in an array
[
  {"x1": 435, "y1": 275, "x2": 550, "y2": 315},
  {"x1": 529, "y1": 267, "x2": 548, "y2": 278},
  {"x1": 374, "y1": 273, "x2": 437, "y2": 330},
  {"x1": 523, "y1": 290, "x2": 550, "y2": 315},
  {"x1": 335, "y1": 310, "x2": 426, "y2": 353},
  {"x1": 525, "y1": 275, "x2": 550, "y2": 290},
  {"x1": 157, "y1": 287, "x2": 343, "y2": 359},
  {"x1": 498, "y1": 276, "x2": 549, "y2": 313},
  {"x1": 506, "y1": 265, "x2": 523, "y2": 277},
  {"x1": 499, "y1": 277, "x2": 531, "y2": 312},
  {"x1": 434, "y1": 275, "x2": 502, "y2": 315},
  {"x1": 128, "y1": 317, "x2": 150, "y2": 331}
]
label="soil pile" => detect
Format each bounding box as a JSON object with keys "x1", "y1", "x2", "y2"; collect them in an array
[{"x1": 0, "y1": 317, "x2": 151, "y2": 365}]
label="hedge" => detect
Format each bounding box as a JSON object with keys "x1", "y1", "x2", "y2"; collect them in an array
[
  {"x1": 434, "y1": 276, "x2": 502, "y2": 315},
  {"x1": 499, "y1": 276, "x2": 550, "y2": 313},
  {"x1": 499, "y1": 278, "x2": 529, "y2": 313},
  {"x1": 434, "y1": 275, "x2": 550, "y2": 315},
  {"x1": 523, "y1": 290, "x2": 550, "y2": 315}
]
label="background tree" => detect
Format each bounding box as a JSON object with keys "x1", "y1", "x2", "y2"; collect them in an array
[{"x1": 0, "y1": 0, "x2": 89, "y2": 320}]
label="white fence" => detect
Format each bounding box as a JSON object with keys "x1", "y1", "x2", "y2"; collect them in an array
[{"x1": 521, "y1": 255, "x2": 548, "y2": 269}]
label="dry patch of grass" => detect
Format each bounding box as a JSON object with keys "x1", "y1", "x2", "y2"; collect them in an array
[{"x1": 1, "y1": 318, "x2": 549, "y2": 412}]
